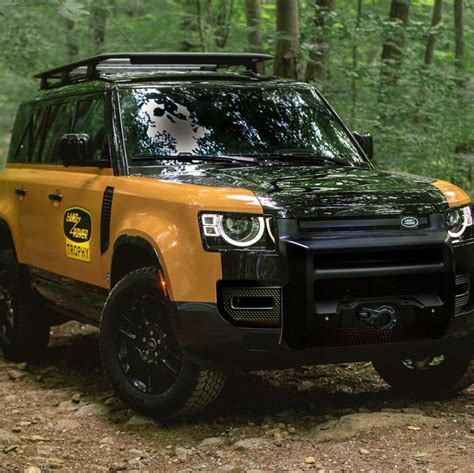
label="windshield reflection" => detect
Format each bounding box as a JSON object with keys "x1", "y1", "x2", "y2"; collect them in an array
[{"x1": 120, "y1": 85, "x2": 365, "y2": 166}]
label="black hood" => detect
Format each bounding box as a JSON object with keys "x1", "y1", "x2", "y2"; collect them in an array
[{"x1": 136, "y1": 163, "x2": 448, "y2": 218}]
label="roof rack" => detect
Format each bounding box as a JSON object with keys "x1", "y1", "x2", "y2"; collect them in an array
[{"x1": 34, "y1": 52, "x2": 274, "y2": 90}]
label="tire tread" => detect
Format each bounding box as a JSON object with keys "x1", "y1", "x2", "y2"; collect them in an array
[{"x1": 100, "y1": 266, "x2": 226, "y2": 419}]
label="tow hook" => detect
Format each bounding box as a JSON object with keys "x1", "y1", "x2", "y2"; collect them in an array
[{"x1": 356, "y1": 305, "x2": 398, "y2": 330}]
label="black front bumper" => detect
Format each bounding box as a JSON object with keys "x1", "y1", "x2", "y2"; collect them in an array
[
  {"x1": 171, "y1": 302, "x2": 474, "y2": 370},
  {"x1": 172, "y1": 230, "x2": 474, "y2": 370}
]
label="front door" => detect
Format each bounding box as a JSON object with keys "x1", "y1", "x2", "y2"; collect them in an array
[
  {"x1": 15, "y1": 102, "x2": 75, "y2": 273},
  {"x1": 46, "y1": 95, "x2": 114, "y2": 289}
]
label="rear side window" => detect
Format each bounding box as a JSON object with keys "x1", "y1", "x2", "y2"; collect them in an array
[
  {"x1": 37, "y1": 102, "x2": 75, "y2": 163},
  {"x1": 31, "y1": 107, "x2": 51, "y2": 163},
  {"x1": 72, "y1": 98, "x2": 110, "y2": 165},
  {"x1": 8, "y1": 105, "x2": 37, "y2": 163},
  {"x1": 8, "y1": 106, "x2": 32, "y2": 163},
  {"x1": 8, "y1": 106, "x2": 49, "y2": 163}
]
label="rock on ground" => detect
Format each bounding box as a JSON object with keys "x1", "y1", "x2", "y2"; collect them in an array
[
  {"x1": 310, "y1": 412, "x2": 439, "y2": 442},
  {"x1": 198, "y1": 437, "x2": 225, "y2": 449},
  {"x1": 75, "y1": 403, "x2": 111, "y2": 418},
  {"x1": 124, "y1": 414, "x2": 156, "y2": 427},
  {"x1": 233, "y1": 437, "x2": 269, "y2": 451},
  {"x1": 0, "y1": 430, "x2": 19, "y2": 444}
]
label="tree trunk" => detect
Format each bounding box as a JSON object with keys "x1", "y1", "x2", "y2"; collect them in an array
[
  {"x1": 424, "y1": 0, "x2": 442, "y2": 66},
  {"x1": 196, "y1": 0, "x2": 212, "y2": 51},
  {"x1": 453, "y1": 0, "x2": 465, "y2": 85},
  {"x1": 125, "y1": 0, "x2": 143, "y2": 17},
  {"x1": 305, "y1": 0, "x2": 335, "y2": 83},
  {"x1": 350, "y1": 0, "x2": 362, "y2": 120},
  {"x1": 381, "y1": 0, "x2": 410, "y2": 64},
  {"x1": 380, "y1": 0, "x2": 410, "y2": 84},
  {"x1": 180, "y1": 0, "x2": 200, "y2": 51},
  {"x1": 65, "y1": 18, "x2": 79, "y2": 62},
  {"x1": 245, "y1": 0, "x2": 263, "y2": 53},
  {"x1": 274, "y1": 0, "x2": 302, "y2": 80},
  {"x1": 90, "y1": 2, "x2": 107, "y2": 54},
  {"x1": 213, "y1": 0, "x2": 234, "y2": 49}
]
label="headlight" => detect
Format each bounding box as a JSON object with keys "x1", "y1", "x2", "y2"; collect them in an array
[
  {"x1": 200, "y1": 213, "x2": 276, "y2": 251},
  {"x1": 446, "y1": 206, "x2": 472, "y2": 239}
]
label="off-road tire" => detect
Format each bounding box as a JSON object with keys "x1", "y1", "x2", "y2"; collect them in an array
[
  {"x1": 100, "y1": 266, "x2": 226, "y2": 419},
  {"x1": 0, "y1": 249, "x2": 50, "y2": 360},
  {"x1": 373, "y1": 341, "x2": 474, "y2": 399}
]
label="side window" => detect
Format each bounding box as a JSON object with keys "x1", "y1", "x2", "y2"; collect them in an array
[
  {"x1": 11, "y1": 107, "x2": 48, "y2": 163},
  {"x1": 72, "y1": 97, "x2": 110, "y2": 166},
  {"x1": 39, "y1": 102, "x2": 75, "y2": 164},
  {"x1": 31, "y1": 107, "x2": 49, "y2": 163},
  {"x1": 8, "y1": 106, "x2": 31, "y2": 163}
]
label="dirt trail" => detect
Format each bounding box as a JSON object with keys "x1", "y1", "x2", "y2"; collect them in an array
[{"x1": 0, "y1": 321, "x2": 473, "y2": 472}]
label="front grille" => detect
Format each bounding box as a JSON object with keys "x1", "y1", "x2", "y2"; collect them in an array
[
  {"x1": 314, "y1": 248, "x2": 443, "y2": 270},
  {"x1": 307, "y1": 324, "x2": 429, "y2": 347},
  {"x1": 220, "y1": 286, "x2": 282, "y2": 327},
  {"x1": 299, "y1": 216, "x2": 430, "y2": 233},
  {"x1": 315, "y1": 273, "x2": 445, "y2": 302}
]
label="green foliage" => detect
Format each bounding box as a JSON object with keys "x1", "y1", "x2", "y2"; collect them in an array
[{"x1": 0, "y1": 0, "x2": 472, "y2": 191}]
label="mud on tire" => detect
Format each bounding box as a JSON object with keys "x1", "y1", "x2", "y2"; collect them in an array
[
  {"x1": 100, "y1": 266, "x2": 226, "y2": 419},
  {"x1": 0, "y1": 249, "x2": 50, "y2": 361}
]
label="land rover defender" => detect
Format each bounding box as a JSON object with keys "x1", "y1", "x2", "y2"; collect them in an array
[{"x1": 0, "y1": 53, "x2": 473, "y2": 418}]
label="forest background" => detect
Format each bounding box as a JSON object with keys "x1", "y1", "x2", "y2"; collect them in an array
[{"x1": 0, "y1": 0, "x2": 472, "y2": 190}]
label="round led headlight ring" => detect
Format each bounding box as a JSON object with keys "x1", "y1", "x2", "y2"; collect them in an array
[
  {"x1": 219, "y1": 215, "x2": 265, "y2": 247},
  {"x1": 447, "y1": 208, "x2": 464, "y2": 236},
  {"x1": 447, "y1": 206, "x2": 472, "y2": 239}
]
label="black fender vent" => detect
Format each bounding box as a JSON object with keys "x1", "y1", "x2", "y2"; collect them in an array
[{"x1": 100, "y1": 186, "x2": 114, "y2": 254}]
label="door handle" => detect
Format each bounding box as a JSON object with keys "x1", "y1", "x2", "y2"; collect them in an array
[
  {"x1": 48, "y1": 193, "x2": 63, "y2": 202},
  {"x1": 15, "y1": 188, "x2": 26, "y2": 197}
]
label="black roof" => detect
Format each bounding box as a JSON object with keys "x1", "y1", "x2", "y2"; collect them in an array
[{"x1": 34, "y1": 52, "x2": 273, "y2": 90}]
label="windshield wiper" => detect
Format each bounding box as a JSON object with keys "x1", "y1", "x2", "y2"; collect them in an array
[
  {"x1": 260, "y1": 151, "x2": 353, "y2": 167},
  {"x1": 132, "y1": 153, "x2": 258, "y2": 164}
]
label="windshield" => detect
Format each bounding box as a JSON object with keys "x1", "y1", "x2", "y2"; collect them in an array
[{"x1": 120, "y1": 85, "x2": 366, "y2": 166}]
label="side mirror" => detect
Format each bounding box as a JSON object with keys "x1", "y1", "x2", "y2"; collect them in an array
[
  {"x1": 353, "y1": 131, "x2": 374, "y2": 161},
  {"x1": 60, "y1": 133, "x2": 90, "y2": 167}
]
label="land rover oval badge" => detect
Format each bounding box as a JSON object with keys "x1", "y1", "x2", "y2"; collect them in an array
[{"x1": 401, "y1": 216, "x2": 419, "y2": 229}]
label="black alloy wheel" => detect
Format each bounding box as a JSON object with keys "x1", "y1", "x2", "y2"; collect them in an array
[
  {"x1": 100, "y1": 267, "x2": 226, "y2": 418},
  {"x1": 116, "y1": 293, "x2": 183, "y2": 395},
  {"x1": 0, "y1": 249, "x2": 50, "y2": 360},
  {"x1": 0, "y1": 273, "x2": 15, "y2": 347}
]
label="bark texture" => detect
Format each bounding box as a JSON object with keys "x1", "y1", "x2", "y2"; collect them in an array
[
  {"x1": 90, "y1": 2, "x2": 107, "y2": 54},
  {"x1": 351, "y1": 0, "x2": 362, "y2": 119},
  {"x1": 381, "y1": 0, "x2": 410, "y2": 64},
  {"x1": 245, "y1": 0, "x2": 263, "y2": 53},
  {"x1": 453, "y1": 0, "x2": 465, "y2": 84},
  {"x1": 380, "y1": 0, "x2": 410, "y2": 84},
  {"x1": 274, "y1": 0, "x2": 302, "y2": 80},
  {"x1": 65, "y1": 18, "x2": 79, "y2": 62},
  {"x1": 213, "y1": 0, "x2": 234, "y2": 49},
  {"x1": 180, "y1": 0, "x2": 200, "y2": 51},
  {"x1": 424, "y1": 0, "x2": 443, "y2": 66},
  {"x1": 305, "y1": 0, "x2": 335, "y2": 83}
]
